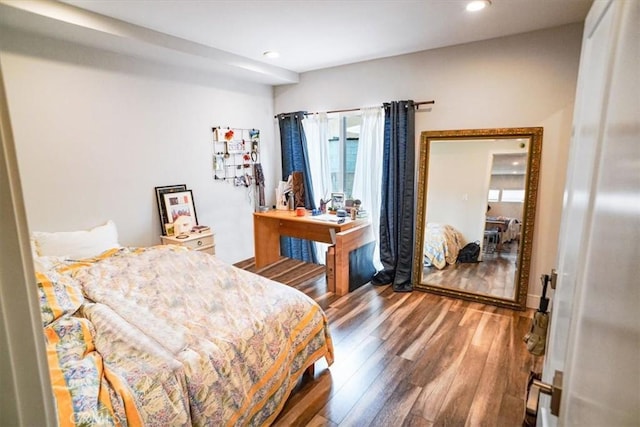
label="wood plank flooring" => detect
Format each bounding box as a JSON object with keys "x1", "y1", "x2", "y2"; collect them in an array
[
  {"x1": 422, "y1": 241, "x2": 519, "y2": 300},
  {"x1": 234, "y1": 257, "x2": 541, "y2": 426}
]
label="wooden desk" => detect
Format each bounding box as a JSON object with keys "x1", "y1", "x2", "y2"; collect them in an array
[
  {"x1": 485, "y1": 219, "x2": 508, "y2": 232},
  {"x1": 253, "y1": 210, "x2": 373, "y2": 296}
]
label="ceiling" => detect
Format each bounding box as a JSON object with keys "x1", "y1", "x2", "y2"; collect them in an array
[
  {"x1": 0, "y1": 0, "x2": 593, "y2": 84},
  {"x1": 492, "y1": 153, "x2": 528, "y2": 175}
]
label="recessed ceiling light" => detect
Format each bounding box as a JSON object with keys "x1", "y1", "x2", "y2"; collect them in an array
[
  {"x1": 466, "y1": 0, "x2": 491, "y2": 12},
  {"x1": 263, "y1": 51, "x2": 280, "y2": 59}
]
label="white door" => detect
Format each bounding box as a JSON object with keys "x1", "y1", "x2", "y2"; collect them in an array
[{"x1": 539, "y1": 1, "x2": 639, "y2": 426}]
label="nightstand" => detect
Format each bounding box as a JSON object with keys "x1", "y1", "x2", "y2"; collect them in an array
[{"x1": 160, "y1": 231, "x2": 215, "y2": 255}]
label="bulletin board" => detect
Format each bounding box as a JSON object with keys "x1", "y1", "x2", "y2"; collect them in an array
[{"x1": 211, "y1": 127, "x2": 260, "y2": 187}]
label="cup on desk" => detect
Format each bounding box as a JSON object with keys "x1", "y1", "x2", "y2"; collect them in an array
[{"x1": 296, "y1": 207, "x2": 306, "y2": 216}]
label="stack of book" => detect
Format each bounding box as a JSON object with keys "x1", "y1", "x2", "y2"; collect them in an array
[{"x1": 191, "y1": 225, "x2": 210, "y2": 233}]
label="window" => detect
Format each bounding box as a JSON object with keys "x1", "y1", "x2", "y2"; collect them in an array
[
  {"x1": 327, "y1": 114, "x2": 362, "y2": 197},
  {"x1": 501, "y1": 189, "x2": 525, "y2": 203},
  {"x1": 487, "y1": 189, "x2": 500, "y2": 202}
]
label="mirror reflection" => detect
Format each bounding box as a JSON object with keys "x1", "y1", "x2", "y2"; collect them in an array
[{"x1": 412, "y1": 128, "x2": 543, "y2": 310}]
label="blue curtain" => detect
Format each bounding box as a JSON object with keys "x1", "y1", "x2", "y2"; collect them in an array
[
  {"x1": 278, "y1": 112, "x2": 318, "y2": 263},
  {"x1": 372, "y1": 101, "x2": 415, "y2": 292}
]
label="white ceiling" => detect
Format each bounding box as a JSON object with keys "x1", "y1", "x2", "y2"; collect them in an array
[
  {"x1": 0, "y1": 0, "x2": 593, "y2": 84},
  {"x1": 492, "y1": 153, "x2": 528, "y2": 175}
]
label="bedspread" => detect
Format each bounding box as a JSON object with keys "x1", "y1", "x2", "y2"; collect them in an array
[
  {"x1": 41, "y1": 246, "x2": 334, "y2": 426},
  {"x1": 423, "y1": 223, "x2": 466, "y2": 269}
]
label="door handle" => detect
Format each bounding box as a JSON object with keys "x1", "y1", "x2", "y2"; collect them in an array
[
  {"x1": 550, "y1": 268, "x2": 558, "y2": 290},
  {"x1": 525, "y1": 370, "x2": 563, "y2": 423}
]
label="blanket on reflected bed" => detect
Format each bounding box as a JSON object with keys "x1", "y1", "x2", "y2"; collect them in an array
[
  {"x1": 423, "y1": 223, "x2": 466, "y2": 269},
  {"x1": 38, "y1": 245, "x2": 334, "y2": 426}
]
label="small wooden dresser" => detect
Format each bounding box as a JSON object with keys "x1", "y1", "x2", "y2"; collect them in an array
[{"x1": 160, "y1": 231, "x2": 215, "y2": 255}]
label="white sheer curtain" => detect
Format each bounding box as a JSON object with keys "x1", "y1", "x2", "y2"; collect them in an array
[
  {"x1": 302, "y1": 113, "x2": 331, "y2": 263},
  {"x1": 351, "y1": 106, "x2": 385, "y2": 270}
]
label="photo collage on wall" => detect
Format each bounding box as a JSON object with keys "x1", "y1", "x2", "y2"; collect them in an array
[{"x1": 212, "y1": 127, "x2": 260, "y2": 187}]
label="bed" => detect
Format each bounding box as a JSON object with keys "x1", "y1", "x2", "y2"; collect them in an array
[
  {"x1": 34, "y1": 232, "x2": 334, "y2": 425},
  {"x1": 423, "y1": 223, "x2": 466, "y2": 269}
]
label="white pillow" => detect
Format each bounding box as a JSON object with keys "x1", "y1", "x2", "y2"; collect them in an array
[
  {"x1": 33, "y1": 255, "x2": 69, "y2": 273},
  {"x1": 32, "y1": 220, "x2": 121, "y2": 259}
]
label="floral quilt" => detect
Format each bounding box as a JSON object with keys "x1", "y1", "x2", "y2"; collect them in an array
[{"x1": 38, "y1": 246, "x2": 334, "y2": 426}]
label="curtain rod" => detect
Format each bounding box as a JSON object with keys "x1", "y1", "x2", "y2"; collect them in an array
[{"x1": 274, "y1": 100, "x2": 435, "y2": 118}]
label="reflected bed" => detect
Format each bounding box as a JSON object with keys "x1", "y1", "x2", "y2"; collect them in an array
[{"x1": 423, "y1": 223, "x2": 466, "y2": 269}]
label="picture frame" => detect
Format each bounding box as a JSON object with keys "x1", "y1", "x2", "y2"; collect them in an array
[
  {"x1": 164, "y1": 223, "x2": 175, "y2": 236},
  {"x1": 331, "y1": 192, "x2": 345, "y2": 210},
  {"x1": 155, "y1": 184, "x2": 187, "y2": 235},
  {"x1": 163, "y1": 190, "x2": 198, "y2": 230}
]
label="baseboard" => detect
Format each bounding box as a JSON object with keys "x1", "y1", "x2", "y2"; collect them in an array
[{"x1": 526, "y1": 294, "x2": 540, "y2": 310}]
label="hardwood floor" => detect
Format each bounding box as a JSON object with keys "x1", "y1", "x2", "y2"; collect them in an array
[
  {"x1": 422, "y1": 241, "x2": 519, "y2": 300},
  {"x1": 234, "y1": 257, "x2": 540, "y2": 426}
]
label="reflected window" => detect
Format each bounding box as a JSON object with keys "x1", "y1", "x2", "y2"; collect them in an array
[
  {"x1": 487, "y1": 189, "x2": 500, "y2": 202},
  {"x1": 501, "y1": 189, "x2": 525, "y2": 202}
]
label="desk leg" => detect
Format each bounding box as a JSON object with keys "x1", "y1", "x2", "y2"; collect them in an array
[
  {"x1": 332, "y1": 223, "x2": 374, "y2": 296},
  {"x1": 254, "y1": 216, "x2": 281, "y2": 268},
  {"x1": 326, "y1": 246, "x2": 336, "y2": 293},
  {"x1": 333, "y1": 236, "x2": 350, "y2": 296}
]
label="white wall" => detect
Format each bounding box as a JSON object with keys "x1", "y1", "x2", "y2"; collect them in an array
[
  {"x1": 426, "y1": 140, "x2": 491, "y2": 244},
  {"x1": 0, "y1": 28, "x2": 277, "y2": 264},
  {"x1": 275, "y1": 24, "x2": 583, "y2": 307},
  {"x1": 427, "y1": 138, "x2": 525, "y2": 245},
  {"x1": 1, "y1": 23, "x2": 584, "y2": 305}
]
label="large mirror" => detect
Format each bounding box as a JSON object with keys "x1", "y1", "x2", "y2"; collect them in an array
[{"x1": 412, "y1": 127, "x2": 543, "y2": 310}]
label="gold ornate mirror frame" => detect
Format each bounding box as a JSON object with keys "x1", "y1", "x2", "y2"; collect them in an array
[{"x1": 412, "y1": 127, "x2": 543, "y2": 310}]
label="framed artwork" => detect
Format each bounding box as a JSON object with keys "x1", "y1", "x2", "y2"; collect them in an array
[
  {"x1": 155, "y1": 184, "x2": 186, "y2": 235},
  {"x1": 163, "y1": 190, "x2": 198, "y2": 229},
  {"x1": 331, "y1": 192, "x2": 345, "y2": 210},
  {"x1": 164, "y1": 223, "x2": 175, "y2": 236}
]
